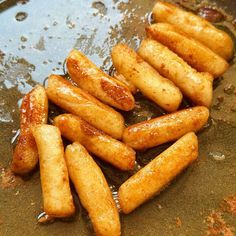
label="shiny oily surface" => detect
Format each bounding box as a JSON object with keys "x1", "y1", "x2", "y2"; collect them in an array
[{"x1": 0, "y1": 0, "x2": 236, "y2": 235}]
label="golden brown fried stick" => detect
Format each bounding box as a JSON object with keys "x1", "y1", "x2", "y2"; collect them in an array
[
  {"x1": 123, "y1": 106, "x2": 209, "y2": 150},
  {"x1": 119, "y1": 132, "x2": 198, "y2": 214},
  {"x1": 138, "y1": 38, "x2": 213, "y2": 107},
  {"x1": 46, "y1": 74, "x2": 125, "y2": 139},
  {"x1": 11, "y1": 85, "x2": 48, "y2": 174},
  {"x1": 146, "y1": 23, "x2": 229, "y2": 78},
  {"x1": 152, "y1": 1, "x2": 234, "y2": 60},
  {"x1": 65, "y1": 142, "x2": 121, "y2": 236},
  {"x1": 54, "y1": 114, "x2": 135, "y2": 170},
  {"x1": 67, "y1": 49, "x2": 135, "y2": 111},
  {"x1": 111, "y1": 44, "x2": 183, "y2": 112},
  {"x1": 32, "y1": 124, "x2": 75, "y2": 218}
]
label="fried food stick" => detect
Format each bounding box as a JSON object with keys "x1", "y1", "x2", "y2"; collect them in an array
[
  {"x1": 111, "y1": 44, "x2": 183, "y2": 112},
  {"x1": 123, "y1": 106, "x2": 208, "y2": 150},
  {"x1": 54, "y1": 114, "x2": 135, "y2": 171},
  {"x1": 46, "y1": 74, "x2": 125, "y2": 139},
  {"x1": 11, "y1": 85, "x2": 48, "y2": 174},
  {"x1": 119, "y1": 132, "x2": 198, "y2": 214},
  {"x1": 138, "y1": 39, "x2": 213, "y2": 107},
  {"x1": 66, "y1": 49, "x2": 135, "y2": 111},
  {"x1": 152, "y1": 1, "x2": 234, "y2": 60},
  {"x1": 32, "y1": 124, "x2": 75, "y2": 218},
  {"x1": 65, "y1": 142, "x2": 121, "y2": 236},
  {"x1": 146, "y1": 23, "x2": 229, "y2": 78}
]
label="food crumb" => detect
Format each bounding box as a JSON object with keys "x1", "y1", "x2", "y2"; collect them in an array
[
  {"x1": 15, "y1": 190, "x2": 20, "y2": 196},
  {"x1": 175, "y1": 217, "x2": 182, "y2": 227},
  {"x1": 0, "y1": 167, "x2": 23, "y2": 189},
  {"x1": 206, "y1": 210, "x2": 234, "y2": 236},
  {"x1": 221, "y1": 196, "x2": 236, "y2": 216}
]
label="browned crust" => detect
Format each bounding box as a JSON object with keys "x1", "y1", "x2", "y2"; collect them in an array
[
  {"x1": 100, "y1": 78, "x2": 134, "y2": 111},
  {"x1": 67, "y1": 50, "x2": 135, "y2": 111},
  {"x1": 11, "y1": 85, "x2": 48, "y2": 174}
]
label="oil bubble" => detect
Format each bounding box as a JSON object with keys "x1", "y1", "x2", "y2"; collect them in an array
[{"x1": 209, "y1": 152, "x2": 225, "y2": 161}]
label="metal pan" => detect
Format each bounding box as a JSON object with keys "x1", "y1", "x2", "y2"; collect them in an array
[{"x1": 0, "y1": 0, "x2": 236, "y2": 235}]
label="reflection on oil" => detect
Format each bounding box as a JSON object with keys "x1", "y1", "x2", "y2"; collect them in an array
[
  {"x1": 0, "y1": 99, "x2": 13, "y2": 123},
  {"x1": 109, "y1": 185, "x2": 121, "y2": 212},
  {"x1": 0, "y1": 54, "x2": 35, "y2": 92},
  {"x1": 37, "y1": 212, "x2": 54, "y2": 224},
  {"x1": 197, "y1": 7, "x2": 225, "y2": 23},
  {"x1": 209, "y1": 151, "x2": 226, "y2": 161},
  {"x1": 11, "y1": 128, "x2": 20, "y2": 146}
]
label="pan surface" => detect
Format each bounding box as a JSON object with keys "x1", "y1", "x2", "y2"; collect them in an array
[{"x1": 0, "y1": 0, "x2": 236, "y2": 235}]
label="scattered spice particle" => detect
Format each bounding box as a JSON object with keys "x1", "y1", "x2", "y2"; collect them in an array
[
  {"x1": 175, "y1": 217, "x2": 182, "y2": 227},
  {"x1": 221, "y1": 196, "x2": 236, "y2": 216},
  {"x1": 0, "y1": 168, "x2": 23, "y2": 189},
  {"x1": 206, "y1": 210, "x2": 234, "y2": 236}
]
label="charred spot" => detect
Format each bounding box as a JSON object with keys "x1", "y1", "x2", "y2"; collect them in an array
[
  {"x1": 20, "y1": 87, "x2": 47, "y2": 127},
  {"x1": 17, "y1": 133, "x2": 37, "y2": 149},
  {"x1": 67, "y1": 58, "x2": 89, "y2": 79},
  {"x1": 101, "y1": 78, "x2": 134, "y2": 109},
  {"x1": 80, "y1": 121, "x2": 102, "y2": 137},
  {"x1": 136, "y1": 55, "x2": 143, "y2": 64},
  {"x1": 160, "y1": 63, "x2": 165, "y2": 69},
  {"x1": 62, "y1": 176, "x2": 67, "y2": 183},
  {"x1": 67, "y1": 58, "x2": 79, "y2": 70}
]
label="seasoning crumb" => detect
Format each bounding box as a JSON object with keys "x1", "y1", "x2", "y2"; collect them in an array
[
  {"x1": 206, "y1": 210, "x2": 234, "y2": 236},
  {"x1": 221, "y1": 196, "x2": 236, "y2": 216},
  {"x1": 175, "y1": 217, "x2": 182, "y2": 227},
  {"x1": 217, "y1": 95, "x2": 224, "y2": 103},
  {"x1": 0, "y1": 168, "x2": 23, "y2": 189},
  {"x1": 15, "y1": 190, "x2": 20, "y2": 196}
]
